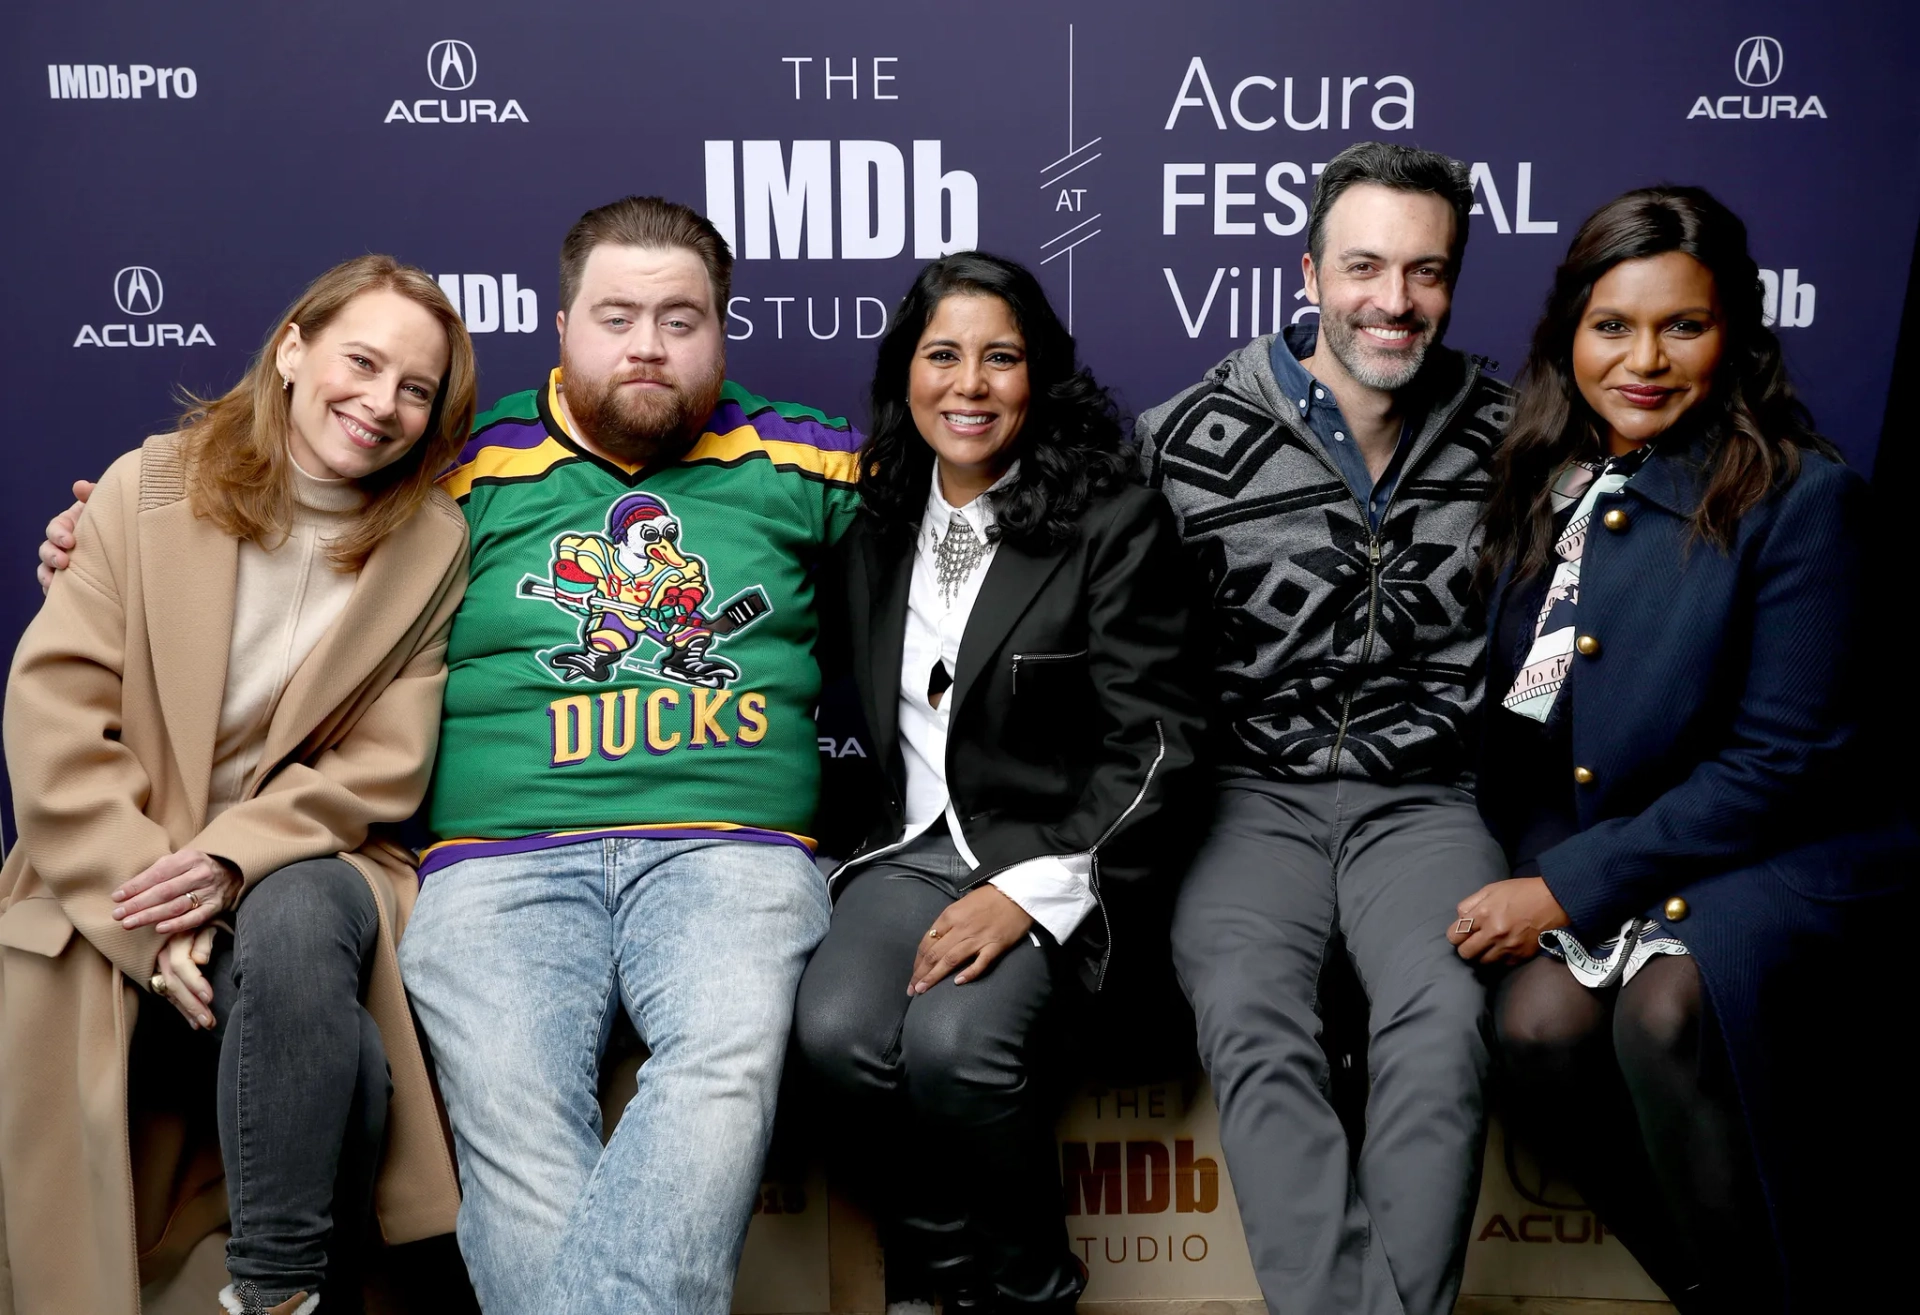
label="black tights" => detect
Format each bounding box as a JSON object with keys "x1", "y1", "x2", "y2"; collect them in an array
[{"x1": 1494, "y1": 954, "x2": 1777, "y2": 1315}]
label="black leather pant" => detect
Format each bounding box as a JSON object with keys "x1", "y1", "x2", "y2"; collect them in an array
[{"x1": 794, "y1": 830, "x2": 1083, "y2": 1310}]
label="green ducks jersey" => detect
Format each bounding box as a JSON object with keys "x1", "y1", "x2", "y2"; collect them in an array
[{"x1": 421, "y1": 369, "x2": 861, "y2": 876}]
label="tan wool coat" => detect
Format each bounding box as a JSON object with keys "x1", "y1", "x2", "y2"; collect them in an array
[{"x1": 0, "y1": 434, "x2": 469, "y2": 1314}]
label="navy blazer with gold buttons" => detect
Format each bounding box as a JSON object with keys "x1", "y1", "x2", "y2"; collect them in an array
[
  {"x1": 1482, "y1": 432, "x2": 1896, "y2": 936},
  {"x1": 1477, "y1": 430, "x2": 1914, "y2": 1306}
]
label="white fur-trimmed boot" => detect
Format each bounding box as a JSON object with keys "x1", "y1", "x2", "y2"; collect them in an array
[{"x1": 218, "y1": 1281, "x2": 318, "y2": 1315}]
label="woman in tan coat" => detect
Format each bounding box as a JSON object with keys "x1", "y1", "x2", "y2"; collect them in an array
[{"x1": 1, "y1": 255, "x2": 473, "y2": 1315}]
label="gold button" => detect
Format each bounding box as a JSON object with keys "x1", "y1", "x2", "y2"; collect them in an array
[
  {"x1": 1603, "y1": 509, "x2": 1629, "y2": 532},
  {"x1": 1663, "y1": 897, "x2": 1689, "y2": 922},
  {"x1": 1575, "y1": 634, "x2": 1601, "y2": 657},
  {"x1": 1573, "y1": 766, "x2": 1594, "y2": 785}
]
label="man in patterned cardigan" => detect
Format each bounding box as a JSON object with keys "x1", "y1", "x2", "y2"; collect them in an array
[{"x1": 1134, "y1": 141, "x2": 1513, "y2": 1315}]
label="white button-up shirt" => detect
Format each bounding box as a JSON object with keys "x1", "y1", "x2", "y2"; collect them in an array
[{"x1": 894, "y1": 461, "x2": 1098, "y2": 944}]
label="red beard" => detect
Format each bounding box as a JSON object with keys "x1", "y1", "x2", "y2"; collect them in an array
[{"x1": 559, "y1": 351, "x2": 724, "y2": 466}]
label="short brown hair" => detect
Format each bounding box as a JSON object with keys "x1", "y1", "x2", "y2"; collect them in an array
[
  {"x1": 1308, "y1": 141, "x2": 1474, "y2": 281},
  {"x1": 179, "y1": 254, "x2": 476, "y2": 570},
  {"x1": 559, "y1": 195, "x2": 733, "y2": 316}
]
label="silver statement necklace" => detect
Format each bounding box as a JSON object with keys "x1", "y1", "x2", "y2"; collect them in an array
[{"x1": 934, "y1": 511, "x2": 988, "y2": 605}]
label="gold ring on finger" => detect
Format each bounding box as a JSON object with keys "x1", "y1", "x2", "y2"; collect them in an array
[
  {"x1": 187, "y1": 891, "x2": 202, "y2": 908},
  {"x1": 1453, "y1": 917, "x2": 1474, "y2": 935},
  {"x1": 150, "y1": 974, "x2": 169, "y2": 997},
  {"x1": 926, "y1": 928, "x2": 942, "y2": 941}
]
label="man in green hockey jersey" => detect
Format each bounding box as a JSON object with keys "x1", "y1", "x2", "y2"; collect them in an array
[{"x1": 401, "y1": 197, "x2": 862, "y2": 1314}]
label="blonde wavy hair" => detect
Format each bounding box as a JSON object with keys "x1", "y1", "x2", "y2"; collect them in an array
[{"x1": 178, "y1": 254, "x2": 476, "y2": 570}]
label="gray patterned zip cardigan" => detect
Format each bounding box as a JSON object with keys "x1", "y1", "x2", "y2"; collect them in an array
[{"x1": 1134, "y1": 335, "x2": 1513, "y2": 786}]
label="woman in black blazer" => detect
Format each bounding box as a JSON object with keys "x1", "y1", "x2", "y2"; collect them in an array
[
  {"x1": 795, "y1": 253, "x2": 1204, "y2": 1313},
  {"x1": 1451, "y1": 187, "x2": 1912, "y2": 1313}
]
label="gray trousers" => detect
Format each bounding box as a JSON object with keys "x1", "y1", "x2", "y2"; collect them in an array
[{"x1": 1171, "y1": 778, "x2": 1505, "y2": 1315}]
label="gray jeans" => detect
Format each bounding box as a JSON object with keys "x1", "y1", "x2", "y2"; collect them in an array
[
  {"x1": 1171, "y1": 778, "x2": 1505, "y2": 1315},
  {"x1": 129, "y1": 858, "x2": 388, "y2": 1307}
]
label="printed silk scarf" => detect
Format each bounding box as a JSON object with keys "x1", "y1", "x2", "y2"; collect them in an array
[
  {"x1": 1500, "y1": 445, "x2": 1654, "y2": 724},
  {"x1": 1501, "y1": 444, "x2": 1689, "y2": 986}
]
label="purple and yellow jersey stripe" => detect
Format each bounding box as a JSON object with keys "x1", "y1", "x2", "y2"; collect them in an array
[
  {"x1": 439, "y1": 368, "x2": 861, "y2": 501},
  {"x1": 419, "y1": 822, "x2": 817, "y2": 879}
]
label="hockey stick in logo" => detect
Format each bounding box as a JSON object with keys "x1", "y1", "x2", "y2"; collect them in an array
[
  {"x1": 519, "y1": 579, "x2": 772, "y2": 635},
  {"x1": 704, "y1": 586, "x2": 772, "y2": 636}
]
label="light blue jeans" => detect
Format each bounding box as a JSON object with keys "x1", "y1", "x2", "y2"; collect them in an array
[{"x1": 398, "y1": 836, "x2": 831, "y2": 1314}]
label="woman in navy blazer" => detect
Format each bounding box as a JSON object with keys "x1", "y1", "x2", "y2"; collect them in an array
[{"x1": 1450, "y1": 188, "x2": 1910, "y2": 1313}]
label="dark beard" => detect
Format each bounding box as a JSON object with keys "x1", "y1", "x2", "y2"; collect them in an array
[
  {"x1": 558, "y1": 350, "x2": 724, "y2": 466},
  {"x1": 1319, "y1": 309, "x2": 1445, "y2": 392}
]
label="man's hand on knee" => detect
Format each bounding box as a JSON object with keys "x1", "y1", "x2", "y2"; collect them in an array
[{"x1": 36, "y1": 478, "x2": 96, "y2": 593}]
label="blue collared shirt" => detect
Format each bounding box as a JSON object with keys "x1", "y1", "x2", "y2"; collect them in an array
[{"x1": 1270, "y1": 323, "x2": 1409, "y2": 531}]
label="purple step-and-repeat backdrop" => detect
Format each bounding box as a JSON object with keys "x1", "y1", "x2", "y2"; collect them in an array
[{"x1": 4, "y1": 0, "x2": 1917, "y2": 831}]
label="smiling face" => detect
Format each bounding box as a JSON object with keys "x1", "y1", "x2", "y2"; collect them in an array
[
  {"x1": 273, "y1": 288, "x2": 449, "y2": 482},
  {"x1": 1572, "y1": 251, "x2": 1725, "y2": 455},
  {"x1": 557, "y1": 243, "x2": 726, "y2": 466},
  {"x1": 907, "y1": 293, "x2": 1031, "y2": 506},
  {"x1": 1302, "y1": 182, "x2": 1457, "y2": 393}
]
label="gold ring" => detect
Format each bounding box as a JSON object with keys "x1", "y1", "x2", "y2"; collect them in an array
[
  {"x1": 1453, "y1": 917, "x2": 1474, "y2": 935},
  {"x1": 150, "y1": 974, "x2": 169, "y2": 997},
  {"x1": 926, "y1": 928, "x2": 943, "y2": 941},
  {"x1": 187, "y1": 891, "x2": 201, "y2": 908}
]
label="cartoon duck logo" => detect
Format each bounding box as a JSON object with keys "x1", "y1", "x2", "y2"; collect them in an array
[{"x1": 519, "y1": 492, "x2": 769, "y2": 688}]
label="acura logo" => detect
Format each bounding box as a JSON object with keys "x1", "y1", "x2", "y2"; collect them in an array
[
  {"x1": 428, "y1": 39, "x2": 476, "y2": 92},
  {"x1": 113, "y1": 266, "x2": 163, "y2": 316},
  {"x1": 1735, "y1": 36, "x2": 1783, "y2": 88}
]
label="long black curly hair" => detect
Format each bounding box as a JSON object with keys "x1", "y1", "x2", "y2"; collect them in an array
[{"x1": 858, "y1": 252, "x2": 1131, "y2": 549}]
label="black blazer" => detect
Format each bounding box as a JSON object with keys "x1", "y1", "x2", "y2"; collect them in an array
[{"x1": 819, "y1": 483, "x2": 1206, "y2": 991}]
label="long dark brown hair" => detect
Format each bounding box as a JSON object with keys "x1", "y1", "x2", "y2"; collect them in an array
[{"x1": 1479, "y1": 186, "x2": 1829, "y2": 588}]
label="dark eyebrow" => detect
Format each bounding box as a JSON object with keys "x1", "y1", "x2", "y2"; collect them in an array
[
  {"x1": 919, "y1": 338, "x2": 1026, "y2": 351},
  {"x1": 1336, "y1": 248, "x2": 1450, "y2": 268},
  {"x1": 1586, "y1": 305, "x2": 1718, "y2": 320}
]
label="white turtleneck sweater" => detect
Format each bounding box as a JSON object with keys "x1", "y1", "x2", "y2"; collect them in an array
[{"x1": 204, "y1": 459, "x2": 366, "y2": 821}]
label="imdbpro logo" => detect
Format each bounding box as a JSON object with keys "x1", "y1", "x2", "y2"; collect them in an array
[
  {"x1": 1735, "y1": 36, "x2": 1784, "y2": 88},
  {"x1": 47, "y1": 64, "x2": 197, "y2": 99},
  {"x1": 428, "y1": 40, "x2": 476, "y2": 92},
  {"x1": 114, "y1": 266, "x2": 163, "y2": 316}
]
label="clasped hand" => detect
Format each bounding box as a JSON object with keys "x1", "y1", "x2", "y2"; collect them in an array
[
  {"x1": 112, "y1": 850, "x2": 238, "y2": 1029},
  {"x1": 909, "y1": 885, "x2": 1033, "y2": 995},
  {"x1": 1448, "y1": 876, "x2": 1569, "y2": 964},
  {"x1": 114, "y1": 848, "x2": 241, "y2": 934}
]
